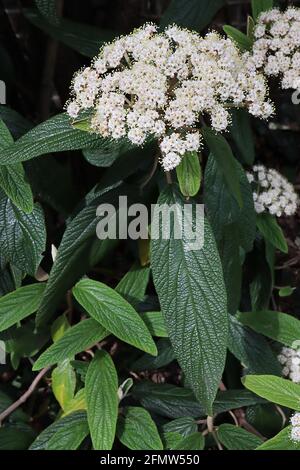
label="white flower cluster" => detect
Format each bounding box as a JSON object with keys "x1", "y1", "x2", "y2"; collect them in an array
[
  {"x1": 253, "y1": 7, "x2": 300, "y2": 90},
  {"x1": 67, "y1": 24, "x2": 273, "y2": 171},
  {"x1": 278, "y1": 347, "x2": 300, "y2": 383},
  {"x1": 291, "y1": 413, "x2": 300, "y2": 442},
  {"x1": 246, "y1": 165, "x2": 298, "y2": 217}
]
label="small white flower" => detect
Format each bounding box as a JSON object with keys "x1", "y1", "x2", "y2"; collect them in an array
[
  {"x1": 248, "y1": 165, "x2": 298, "y2": 217},
  {"x1": 67, "y1": 101, "x2": 80, "y2": 119},
  {"x1": 291, "y1": 413, "x2": 300, "y2": 442},
  {"x1": 162, "y1": 152, "x2": 181, "y2": 171},
  {"x1": 278, "y1": 347, "x2": 300, "y2": 383},
  {"x1": 253, "y1": 8, "x2": 300, "y2": 91}
]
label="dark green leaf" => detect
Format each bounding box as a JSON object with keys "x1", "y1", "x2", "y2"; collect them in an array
[
  {"x1": 242, "y1": 375, "x2": 300, "y2": 410},
  {"x1": 0, "y1": 119, "x2": 34, "y2": 213},
  {"x1": 162, "y1": 417, "x2": 198, "y2": 438},
  {"x1": 82, "y1": 137, "x2": 133, "y2": 168},
  {"x1": 228, "y1": 315, "x2": 281, "y2": 375},
  {"x1": 251, "y1": 0, "x2": 274, "y2": 21},
  {"x1": 30, "y1": 411, "x2": 89, "y2": 450},
  {"x1": 117, "y1": 406, "x2": 163, "y2": 450},
  {"x1": 0, "y1": 164, "x2": 34, "y2": 214},
  {"x1": 204, "y1": 153, "x2": 256, "y2": 251},
  {"x1": 256, "y1": 213, "x2": 288, "y2": 253},
  {"x1": 202, "y1": 128, "x2": 242, "y2": 207},
  {"x1": 0, "y1": 106, "x2": 32, "y2": 139},
  {"x1": 229, "y1": 108, "x2": 255, "y2": 165},
  {"x1": 116, "y1": 263, "x2": 150, "y2": 309},
  {"x1": 73, "y1": 279, "x2": 157, "y2": 355},
  {"x1": 140, "y1": 311, "x2": 168, "y2": 338},
  {"x1": 217, "y1": 424, "x2": 262, "y2": 450},
  {"x1": 0, "y1": 113, "x2": 102, "y2": 165},
  {"x1": 132, "y1": 338, "x2": 175, "y2": 371},
  {"x1": 0, "y1": 425, "x2": 35, "y2": 450},
  {"x1": 173, "y1": 432, "x2": 205, "y2": 450},
  {"x1": 151, "y1": 186, "x2": 228, "y2": 415},
  {"x1": 0, "y1": 191, "x2": 46, "y2": 275},
  {"x1": 33, "y1": 319, "x2": 108, "y2": 370},
  {"x1": 35, "y1": 1, "x2": 59, "y2": 25},
  {"x1": 219, "y1": 225, "x2": 242, "y2": 313},
  {"x1": 0, "y1": 283, "x2": 46, "y2": 332},
  {"x1": 25, "y1": 9, "x2": 117, "y2": 57},
  {"x1": 86, "y1": 350, "x2": 118, "y2": 450},
  {"x1": 160, "y1": 0, "x2": 225, "y2": 31},
  {"x1": 238, "y1": 310, "x2": 300, "y2": 348},
  {"x1": 132, "y1": 382, "x2": 265, "y2": 419}
]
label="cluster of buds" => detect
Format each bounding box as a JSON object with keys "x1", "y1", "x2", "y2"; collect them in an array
[
  {"x1": 246, "y1": 165, "x2": 298, "y2": 217},
  {"x1": 291, "y1": 413, "x2": 300, "y2": 442},
  {"x1": 253, "y1": 7, "x2": 300, "y2": 90},
  {"x1": 67, "y1": 24, "x2": 273, "y2": 171},
  {"x1": 278, "y1": 347, "x2": 300, "y2": 383}
]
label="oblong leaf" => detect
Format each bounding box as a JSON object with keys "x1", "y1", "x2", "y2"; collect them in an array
[
  {"x1": 73, "y1": 279, "x2": 157, "y2": 356},
  {"x1": 51, "y1": 360, "x2": 76, "y2": 410},
  {"x1": 242, "y1": 375, "x2": 300, "y2": 411},
  {"x1": 217, "y1": 424, "x2": 262, "y2": 450},
  {"x1": 116, "y1": 263, "x2": 150, "y2": 309},
  {"x1": 0, "y1": 113, "x2": 102, "y2": 165},
  {"x1": 228, "y1": 315, "x2": 281, "y2": 376},
  {"x1": 238, "y1": 310, "x2": 300, "y2": 348},
  {"x1": 0, "y1": 192, "x2": 46, "y2": 276},
  {"x1": 223, "y1": 25, "x2": 253, "y2": 51},
  {"x1": 251, "y1": 0, "x2": 273, "y2": 21},
  {"x1": 29, "y1": 411, "x2": 89, "y2": 450},
  {"x1": 140, "y1": 311, "x2": 168, "y2": 338},
  {"x1": 151, "y1": 186, "x2": 228, "y2": 415},
  {"x1": 117, "y1": 406, "x2": 163, "y2": 450},
  {"x1": 86, "y1": 350, "x2": 118, "y2": 450},
  {"x1": 256, "y1": 213, "x2": 288, "y2": 253},
  {"x1": 33, "y1": 318, "x2": 108, "y2": 370},
  {"x1": 0, "y1": 283, "x2": 46, "y2": 332},
  {"x1": 257, "y1": 425, "x2": 300, "y2": 451},
  {"x1": 176, "y1": 151, "x2": 201, "y2": 197},
  {"x1": 25, "y1": 9, "x2": 117, "y2": 57}
]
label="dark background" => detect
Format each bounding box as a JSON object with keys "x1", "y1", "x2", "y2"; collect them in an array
[{"x1": 0, "y1": 0, "x2": 300, "y2": 313}]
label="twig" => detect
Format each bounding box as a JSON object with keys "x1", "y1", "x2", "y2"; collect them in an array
[
  {"x1": 275, "y1": 405, "x2": 287, "y2": 428},
  {"x1": 0, "y1": 366, "x2": 51, "y2": 424},
  {"x1": 207, "y1": 416, "x2": 223, "y2": 450},
  {"x1": 140, "y1": 152, "x2": 159, "y2": 190}
]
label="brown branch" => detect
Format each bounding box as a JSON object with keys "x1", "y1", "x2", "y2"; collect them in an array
[
  {"x1": 0, "y1": 366, "x2": 51, "y2": 424},
  {"x1": 140, "y1": 152, "x2": 159, "y2": 190}
]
